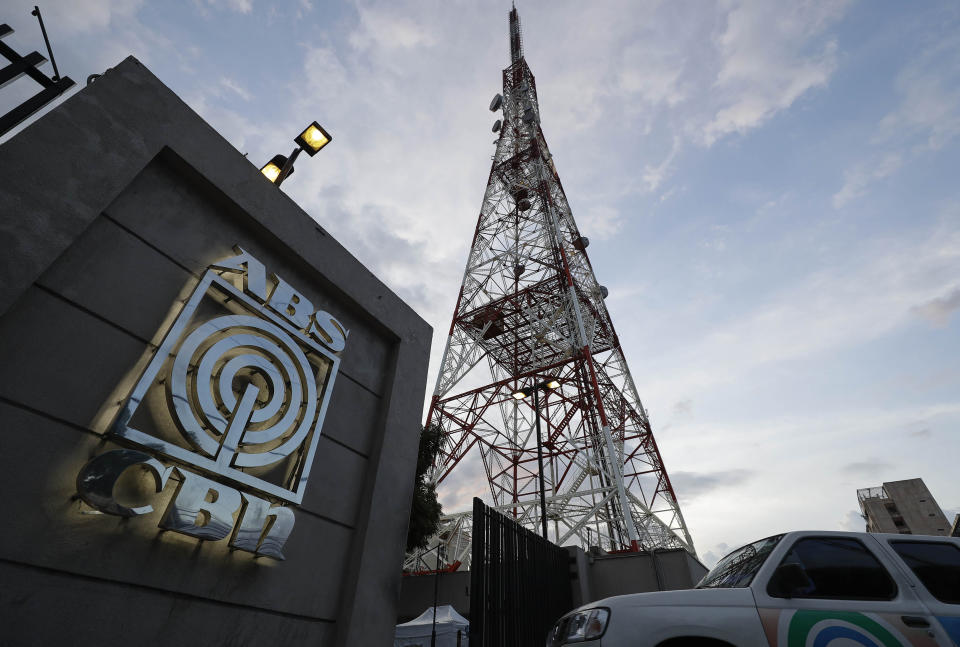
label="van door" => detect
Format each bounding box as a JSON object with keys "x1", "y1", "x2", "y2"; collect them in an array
[
  {"x1": 751, "y1": 534, "x2": 948, "y2": 647},
  {"x1": 883, "y1": 538, "x2": 960, "y2": 646}
]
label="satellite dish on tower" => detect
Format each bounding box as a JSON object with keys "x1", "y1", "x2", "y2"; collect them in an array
[
  {"x1": 489, "y1": 93, "x2": 503, "y2": 111},
  {"x1": 492, "y1": 119, "x2": 502, "y2": 133}
]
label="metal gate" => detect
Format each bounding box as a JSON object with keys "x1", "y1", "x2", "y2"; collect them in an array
[{"x1": 469, "y1": 497, "x2": 573, "y2": 646}]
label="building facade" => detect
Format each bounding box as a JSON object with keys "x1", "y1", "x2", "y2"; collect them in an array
[
  {"x1": 858, "y1": 478, "x2": 950, "y2": 536},
  {"x1": 0, "y1": 57, "x2": 431, "y2": 646}
]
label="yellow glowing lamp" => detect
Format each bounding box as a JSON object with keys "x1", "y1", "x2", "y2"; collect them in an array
[
  {"x1": 295, "y1": 121, "x2": 332, "y2": 156},
  {"x1": 260, "y1": 154, "x2": 289, "y2": 183},
  {"x1": 545, "y1": 380, "x2": 560, "y2": 390},
  {"x1": 512, "y1": 389, "x2": 529, "y2": 400}
]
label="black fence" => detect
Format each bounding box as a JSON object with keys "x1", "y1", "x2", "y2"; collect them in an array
[{"x1": 469, "y1": 497, "x2": 573, "y2": 646}]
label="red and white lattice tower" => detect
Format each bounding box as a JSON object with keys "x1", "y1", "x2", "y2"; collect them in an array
[{"x1": 418, "y1": 7, "x2": 695, "y2": 568}]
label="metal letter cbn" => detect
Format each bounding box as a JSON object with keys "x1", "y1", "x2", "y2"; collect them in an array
[
  {"x1": 160, "y1": 468, "x2": 243, "y2": 541},
  {"x1": 230, "y1": 492, "x2": 296, "y2": 560},
  {"x1": 76, "y1": 449, "x2": 173, "y2": 517}
]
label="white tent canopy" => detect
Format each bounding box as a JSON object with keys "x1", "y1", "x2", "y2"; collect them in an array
[{"x1": 394, "y1": 605, "x2": 469, "y2": 647}]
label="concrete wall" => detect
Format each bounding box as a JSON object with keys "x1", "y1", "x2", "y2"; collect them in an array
[
  {"x1": 0, "y1": 58, "x2": 431, "y2": 647},
  {"x1": 863, "y1": 479, "x2": 951, "y2": 536},
  {"x1": 884, "y1": 479, "x2": 950, "y2": 536},
  {"x1": 398, "y1": 571, "x2": 472, "y2": 622},
  {"x1": 571, "y1": 548, "x2": 708, "y2": 606},
  {"x1": 398, "y1": 548, "x2": 708, "y2": 624},
  {"x1": 863, "y1": 498, "x2": 901, "y2": 534}
]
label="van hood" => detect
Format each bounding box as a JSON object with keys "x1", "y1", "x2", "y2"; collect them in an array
[{"x1": 588, "y1": 587, "x2": 756, "y2": 610}]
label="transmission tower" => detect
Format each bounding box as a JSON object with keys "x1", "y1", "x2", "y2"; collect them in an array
[{"x1": 416, "y1": 7, "x2": 695, "y2": 570}]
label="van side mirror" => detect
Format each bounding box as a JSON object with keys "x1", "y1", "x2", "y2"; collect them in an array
[{"x1": 768, "y1": 562, "x2": 812, "y2": 599}]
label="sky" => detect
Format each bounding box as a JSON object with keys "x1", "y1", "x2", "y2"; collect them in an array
[{"x1": 3, "y1": 0, "x2": 959, "y2": 567}]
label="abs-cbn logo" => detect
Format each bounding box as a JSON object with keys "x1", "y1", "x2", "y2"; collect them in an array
[{"x1": 76, "y1": 247, "x2": 347, "y2": 560}]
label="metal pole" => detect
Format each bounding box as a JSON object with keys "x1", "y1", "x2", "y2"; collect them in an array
[
  {"x1": 276, "y1": 146, "x2": 301, "y2": 186},
  {"x1": 431, "y1": 543, "x2": 440, "y2": 647},
  {"x1": 31, "y1": 6, "x2": 61, "y2": 81},
  {"x1": 534, "y1": 387, "x2": 548, "y2": 539}
]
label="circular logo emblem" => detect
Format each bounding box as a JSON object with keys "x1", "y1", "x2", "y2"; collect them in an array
[
  {"x1": 782, "y1": 610, "x2": 907, "y2": 647},
  {"x1": 169, "y1": 315, "x2": 319, "y2": 468}
]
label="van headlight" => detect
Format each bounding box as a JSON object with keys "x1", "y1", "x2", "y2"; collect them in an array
[{"x1": 547, "y1": 607, "x2": 610, "y2": 645}]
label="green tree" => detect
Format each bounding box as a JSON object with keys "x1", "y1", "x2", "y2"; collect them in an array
[{"x1": 406, "y1": 423, "x2": 444, "y2": 552}]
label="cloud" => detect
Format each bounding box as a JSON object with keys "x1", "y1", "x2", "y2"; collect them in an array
[
  {"x1": 700, "y1": 224, "x2": 730, "y2": 252},
  {"x1": 641, "y1": 137, "x2": 681, "y2": 193},
  {"x1": 349, "y1": 3, "x2": 436, "y2": 52},
  {"x1": 634, "y1": 220, "x2": 960, "y2": 407},
  {"x1": 578, "y1": 205, "x2": 623, "y2": 241},
  {"x1": 182, "y1": 90, "x2": 267, "y2": 154},
  {"x1": 673, "y1": 398, "x2": 694, "y2": 415},
  {"x1": 32, "y1": 0, "x2": 143, "y2": 34},
  {"x1": 912, "y1": 286, "x2": 960, "y2": 327},
  {"x1": 907, "y1": 428, "x2": 932, "y2": 439},
  {"x1": 263, "y1": 3, "x2": 501, "y2": 344},
  {"x1": 877, "y1": 31, "x2": 960, "y2": 151},
  {"x1": 700, "y1": 541, "x2": 732, "y2": 568},
  {"x1": 832, "y1": 152, "x2": 903, "y2": 209},
  {"x1": 670, "y1": 469, "x2": 755, "y2": 502},
  {"x1": 839, "y1": 510, "x2": 864, "y2": 532},
  {"x1": 842, "y1": 460, "x2": 892, "y2": 477},
  {"x1": 618, "y1": 38, "x2": 687, "y2": 107},
  {"x1": 198, "y1": 0, "x2": 253, "y2": 15},
  {"x1": 436, "y1": 450, "x2": 490, "y2": 514},
  {"x1": 698, "y1": 0, "x2": 850, "y2": 145},
  {"x1": 943, "y1": 508, "x2": 960, "y2": 525},
  {"x1": 833, "y1": 31, "x2": 960, "y2": 212},
  {"x1": 218, "y1": 77, "x2": 252, "y2": 101},
  {"x1": 665, "y1": 401, "x2": 960, "y2": 561},
  {"x1": 225, "y1": 0, "x2": 252, "y2": 13}
]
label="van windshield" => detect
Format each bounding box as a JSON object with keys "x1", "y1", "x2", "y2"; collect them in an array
[{"x1": 697, "y1": 534, "x2": 785, "y2": 589}]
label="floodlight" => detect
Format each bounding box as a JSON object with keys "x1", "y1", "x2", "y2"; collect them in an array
[
  {"x1": 511, "y1": 389, "x2": 529, "y2": 400},
  {"x1": 260, "y1": 154, "x2": 288, "y2": 183},
  {"x1": 261, "y1": 120, "x2": 330, "y2": 187},
  {"x1": 545, "y1": 380, "x2": 560, "y2": 390},
  {"x1": 295, "y1": 121, "x2": 332, "y2": 156}
]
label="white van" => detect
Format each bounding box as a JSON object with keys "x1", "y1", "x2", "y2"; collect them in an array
[{"x1": 547, "y1": 530, "x2": 960, "y2": 647}]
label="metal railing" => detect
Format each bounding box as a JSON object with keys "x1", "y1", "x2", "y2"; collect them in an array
[{"x1": 857, "y1": 486, "x2": 887, "y2": 502}]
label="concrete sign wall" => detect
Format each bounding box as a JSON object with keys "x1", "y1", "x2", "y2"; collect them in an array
[{"x1": 0, "y1": 57, "x2": 431, "y2": 646}]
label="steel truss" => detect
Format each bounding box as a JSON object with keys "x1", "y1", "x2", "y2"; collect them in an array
[{"x1": 414, "y1": 8, "x2": 695, "y2": 570}]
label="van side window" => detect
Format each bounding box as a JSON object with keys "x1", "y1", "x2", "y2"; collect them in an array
[
  {"x1": 768, "y1": 537, "x2": 897, "y2": 600},
  {"x1": 890, "y1": 541, "x2": 960, "y2": 604}
]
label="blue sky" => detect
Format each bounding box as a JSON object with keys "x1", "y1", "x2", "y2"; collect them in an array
[{"x1": 3, "y1": 0, "x2": 959, "y2": 566}]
